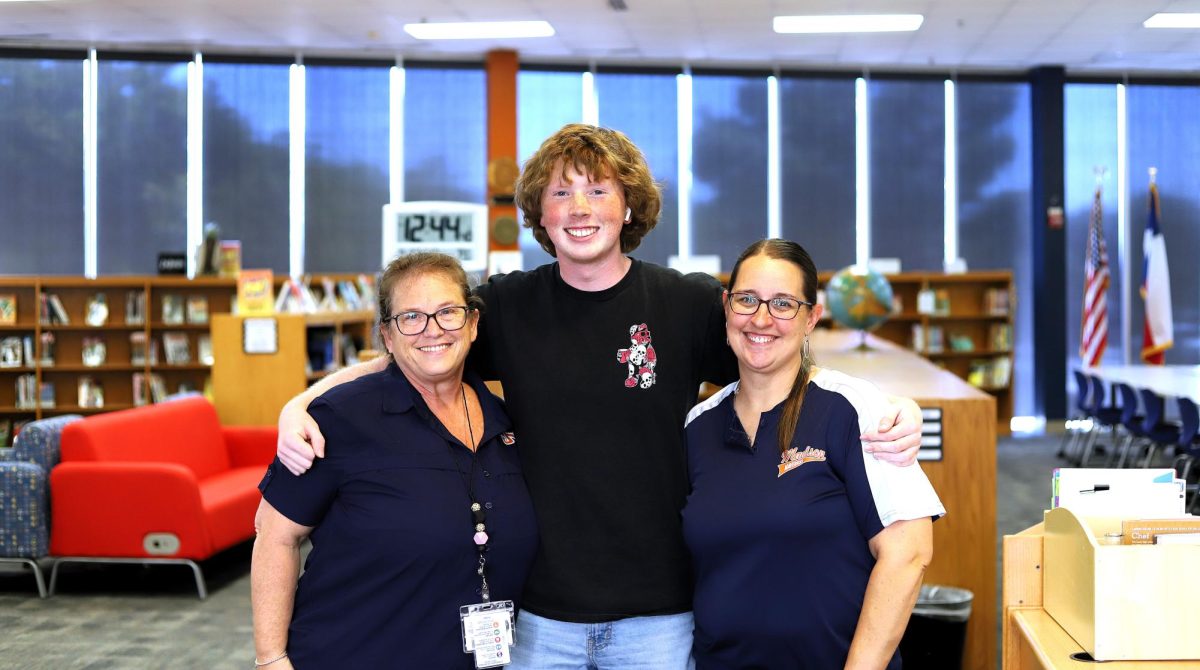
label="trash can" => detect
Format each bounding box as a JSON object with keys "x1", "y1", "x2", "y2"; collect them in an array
[{"x1": 897, "y1": 584, "x2": 973, "y2": 670}]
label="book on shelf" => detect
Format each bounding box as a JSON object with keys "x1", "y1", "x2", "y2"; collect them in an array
[
  {"x1": 198, "y1": 334, "x2": 213, "y2": 366},
  {"x1": 237, "y1": 269, "x2": 275, "y2": 316},
  {"x1": 990, "y1": 357, "x2": 1012, "y2": 387},
  {"x1": 21, "y1": 336, "x2": 33, "y2": 366},
  {"x1": 910, "y1": 324, "x2": 924, "y2": 352},
  {"x1": 163, "y1": 332, "x2": 190, "y2": 365},
  {"x1": 39, "y1": 380, "x2": 55, "y2": 409},
  {"x1": 38, "y1": 332, "x2": 55, "y2": 366},
  {"x1": 15, "y1": 374, "x2": 37, "y2": 409},
  {"x1": 984, "y1": 287, "x2": 1010, "y2": 316},
  {"x1": 132, "y1": 372, "x2": 148, "y2": 406},
  {"x1": 148, "y1": 373, "x2": 167, "y2": 403},
  {"x1": 85, "y1": 293, "x2": 109, "y2": 326},
  {"x1": 966, "y1": 357, "x2": 1012, "y2": 389},
  {"x1": 161, "y1": 294, "x2": 185, "y2": 325},
  {"x1": 0, "y1": 418, "x2": 10, "y2": 448},
  {"x1": 916, "y1": 286, "x2": 936, "y2": 315},
  {"x1": 926, "y1": 325, "x2": 945, "y2": 353},
  {"x1": 0, "y1": 294, "x2": 15, "y2": 325},
  {"x1": 276, "y1": 277, "x2": 318, "y2": 314},
  {"x1": 77, "y1": 376, "x2": 104, "y2": 408},
  {"x1": 81, "y1": 336, "x2": 107, "y2": 367},
  {"x1": 934, "y1": 289, "x2": 951, "y2": 316},
  {"x1": 186, "y1": 295, "x2": 209, "y2": 324},
  {"x1": 126, "y1": 290, "x2": 146, "y2": 325},
  {"x1": 130, "y1": 332, "x2": 148, "y2": 365},
  {"x1": 41, "y1": 294, "x2": 70, "y2": 325},
  {"x1": 357, "y1": 274, "x2": 377, "y2": 307},
  {"x1": 218, "y1": 240, "x2": 242, "y2": 278},
  {"x1": 0, "y1": 336, "x2": 22, "y2": 367},
  {"x1": 989, "y1": 323, "x2": 1012, "y2": 352},
  {"x1": 948, "y1": 333, "x2": 975, "y2": 352},
  {"x1": 318, "y1": 277, "x2": 340, "y2": 312}
]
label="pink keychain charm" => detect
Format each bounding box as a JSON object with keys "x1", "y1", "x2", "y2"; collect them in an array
[{"x1": 474, "y1": 531, "x2": 489, "y2": 545}]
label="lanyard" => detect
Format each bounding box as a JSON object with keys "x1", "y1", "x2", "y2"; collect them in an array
[{"x1": 443, "y1": 383, "x2": 492, "y2": 601}]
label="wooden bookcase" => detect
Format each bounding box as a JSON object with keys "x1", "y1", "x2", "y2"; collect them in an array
[
  {"x1": 817, "y1": 270, "x2": 1016, "y2": 433},
  {"x1": 0, "y1": 275, "x2": 376, "y2": 441}
]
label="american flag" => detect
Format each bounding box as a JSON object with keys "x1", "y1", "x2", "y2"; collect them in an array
[{"x1": 1080, "y1": 185, "x2": 1110, "y2": 367}]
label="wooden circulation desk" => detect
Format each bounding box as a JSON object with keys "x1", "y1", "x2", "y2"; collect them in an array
[{"x1": 811, "y1": 330, "x2": 997, "y2": 670}]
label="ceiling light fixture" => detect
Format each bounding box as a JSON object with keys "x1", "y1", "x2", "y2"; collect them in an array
[
  {"x1": 403, "y1": 20, "x2": 555, "y2": 40},
  {"x1": 1144, "y1": 13, "x2": 1200, "y2": 29},
  {"x1": 773, "y1": 14, "x2": 924, "y2": 34}
]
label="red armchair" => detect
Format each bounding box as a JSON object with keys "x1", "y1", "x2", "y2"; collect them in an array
[{"x1": 49, "y1": 396, "x2": 276, "y2": 597}]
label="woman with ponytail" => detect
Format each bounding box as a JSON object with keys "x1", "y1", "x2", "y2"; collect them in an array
[{"x1": 682, "y1": 239, "x2": 943, "y2": 669}]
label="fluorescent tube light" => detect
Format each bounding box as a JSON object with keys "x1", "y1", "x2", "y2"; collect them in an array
[
  {"x1": 1144, "y1": 13, "x2": 1200, "y2": 28},
  {"x1": 774, "y1": 14, "x2": 924, "y2": 34},
  {"x1": 404, "y1": 21, "x2": 554, "y2": 40}
]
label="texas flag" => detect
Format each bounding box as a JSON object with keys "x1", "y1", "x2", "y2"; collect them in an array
[{"x1": 1140, "y1": 181, "x2": 1173, "y2": 364}]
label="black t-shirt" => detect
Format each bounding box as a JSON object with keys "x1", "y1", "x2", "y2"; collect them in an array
[{"x1": 470, "y1": 259, "x2": 738, "y2": 622}]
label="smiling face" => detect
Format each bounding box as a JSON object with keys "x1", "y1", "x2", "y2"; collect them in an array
[
  {"x1": 539, "y1": 161, "x2": 629, "y2": 271},
  {"x1": 724, "y1": 254, "x2": 823, "y2": 379},
  {"x1": 381, "y1": 270, "x2": 478, "y2": 389}
]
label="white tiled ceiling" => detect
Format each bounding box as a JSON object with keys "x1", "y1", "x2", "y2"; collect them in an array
[{"x1": 1, "y1": 0, "x2": 1198, "y2": 73}]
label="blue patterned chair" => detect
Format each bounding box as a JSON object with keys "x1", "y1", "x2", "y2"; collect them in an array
[{"x1": 0, "y1": 414, "x2": 81, "y2": 597}]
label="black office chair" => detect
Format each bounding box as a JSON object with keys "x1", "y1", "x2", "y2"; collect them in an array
[
  {"x1": 1170, "y1": 397, "x2": 1200, "y2": 513},
  {"x1": 1110, "y1": 383, "x2": 1146, "y2": 468},
  {"x1": 1076, "y1": 374, "x2": 1122, "y2": 467},
  {"x1": 1059, "y1": 370, "x2": 1092, "y2": 462},
  {"x1": 1135, "y1": 388, "x2": 1181, "y2": 468}
]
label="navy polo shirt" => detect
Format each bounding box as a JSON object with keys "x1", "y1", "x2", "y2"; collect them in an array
[
  {"x1": 258, "y1": 364, "x2": 538, "y2": 669},
  {"x1": 681, "y1": 382, "x2": 902, "y2": 670}
]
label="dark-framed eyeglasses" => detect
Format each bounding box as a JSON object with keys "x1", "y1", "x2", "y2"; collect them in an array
[
  {"x1": 727, "y1": 292, "x2": 812, "y2": 321},
  {"x1": 385, "y1": 305, "x2": 473, "y2": 336}
]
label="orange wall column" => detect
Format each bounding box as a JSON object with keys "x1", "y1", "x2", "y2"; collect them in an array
[{"x1": 485, "y1": 50, "x2": 520, "y2": 259}]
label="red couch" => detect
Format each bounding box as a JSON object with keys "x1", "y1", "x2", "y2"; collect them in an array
[{"x1": 49, "y1": 396, "x2": 276, "y2": 597}]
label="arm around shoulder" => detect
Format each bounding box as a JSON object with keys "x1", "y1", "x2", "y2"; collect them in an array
[{"x1": 276, "y1": 356, "x2": 388, "y2": 475}]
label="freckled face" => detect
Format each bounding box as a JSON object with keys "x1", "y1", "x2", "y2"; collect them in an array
[{"x1": 539, "y1": 161, "x2": 628, "y2": 269}]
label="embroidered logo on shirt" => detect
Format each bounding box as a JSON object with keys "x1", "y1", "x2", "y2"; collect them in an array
[
  {"x1": 500, "y1": 432, "x2": 516, "y2": 446},
  {"x1": 616, "y1": 323, "x2": 657, "y2": 389},
  {"x1": 777, "y1": 446, "x2": 827, "y2": 477}
]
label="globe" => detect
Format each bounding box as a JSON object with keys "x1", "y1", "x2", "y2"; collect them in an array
[{"x1": 824, "y1": 266, "x2": 894, "y2": 346}]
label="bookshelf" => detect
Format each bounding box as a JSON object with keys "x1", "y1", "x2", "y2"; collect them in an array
[
  {"x1": 0, "y1": 275, "x2": 376, "y2": 443},
  {"x1": 817, "y1": 270, "x2": 1016, "y2": 434}
]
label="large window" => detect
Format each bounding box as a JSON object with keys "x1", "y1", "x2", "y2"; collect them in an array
[
  {"x1": 596, "y1": 70, "x2": 679, "y2": 267},
  {"x1": 780, "y1": 76, "x2": 857, "y2": 270},
  {"x1": 403, "y1": 65, "x2": 487, "y2": 205},
  {"x1": 203, "y1": 61, "x2": 291, "y2": 273},
  {"x1": 958, "y1": 80, "x2": 1034, "y2": 415},
  {"x1": 1064, "y1": 84, "x2": 1122, "y2": 370},
  {"x1": 517, "y1": 69, "x2": 583, "y2": 269},
  {"x1": 1127, "y1": 84, "x2": 1200, "y2": 365},
  {"x1": 868, "y1": 79, "x2": 944, "y2": 271},
  {"x1": 690, "y1": 72, "x2": 769, "y2": 269},
  {"x1": 305, "y1": 63, "x2": 391, "y2": 273},
  {"x1": 97, "y1": 57, "x2": 188, "y2": 275},
  {"x1": 0, "y1": 55, "x2": 84, "y2": 274}
]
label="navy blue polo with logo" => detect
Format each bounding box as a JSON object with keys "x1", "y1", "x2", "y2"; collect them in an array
[
  {"x1": 682, "y1": 381, "x2": 903, "y2": 670},
  {"x1": 258, "y1": 364, "x2": 538, "y2": 669}
]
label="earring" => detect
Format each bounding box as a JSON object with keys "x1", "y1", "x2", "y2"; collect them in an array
[
  {"x1": 802, "y1": 335, "x2": 811, "y2": 361},
  {"x1": 624, "y1": 207, "x2": 631, "y2": 223}
]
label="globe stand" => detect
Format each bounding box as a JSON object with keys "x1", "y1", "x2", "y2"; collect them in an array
[{"x1": 855, "y1": 329, "x2": 872, "y2": 351}]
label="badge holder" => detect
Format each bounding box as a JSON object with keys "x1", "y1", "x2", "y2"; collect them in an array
[{"x1": 460, "y1": 599, "x2": 515, "y2": 668}]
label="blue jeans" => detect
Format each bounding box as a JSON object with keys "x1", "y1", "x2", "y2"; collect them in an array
[{"x1": 509, "y1": 610, "x2": 695, "y2": 670}]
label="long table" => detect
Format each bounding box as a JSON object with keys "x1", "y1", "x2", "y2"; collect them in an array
[
  {"x1": 1085, "y1": 365, "x2": 1200, "y2": 404},
  {"x1": 812, "y1": 330, "x2": 997, "y2": 670}
]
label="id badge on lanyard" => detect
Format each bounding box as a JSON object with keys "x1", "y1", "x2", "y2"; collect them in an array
[{"x1": 460, "y1": 599, "x2": 515, "y2": 668}]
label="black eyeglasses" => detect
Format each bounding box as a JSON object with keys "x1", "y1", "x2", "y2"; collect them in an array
[
  {"x1": 385, "y1": 306, "x2": 473, "y2": 336},
  {"x1": 727, "y1": 292, "x2": 812, "y2": 321}
]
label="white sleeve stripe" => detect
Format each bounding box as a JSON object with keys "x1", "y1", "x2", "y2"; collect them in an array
[
  {"x1": 686, "y1": 382, "x2": 738, "y2": 427},
  {"x1": 812, "y1": 369, "x2": 947, "y2": 525}
]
